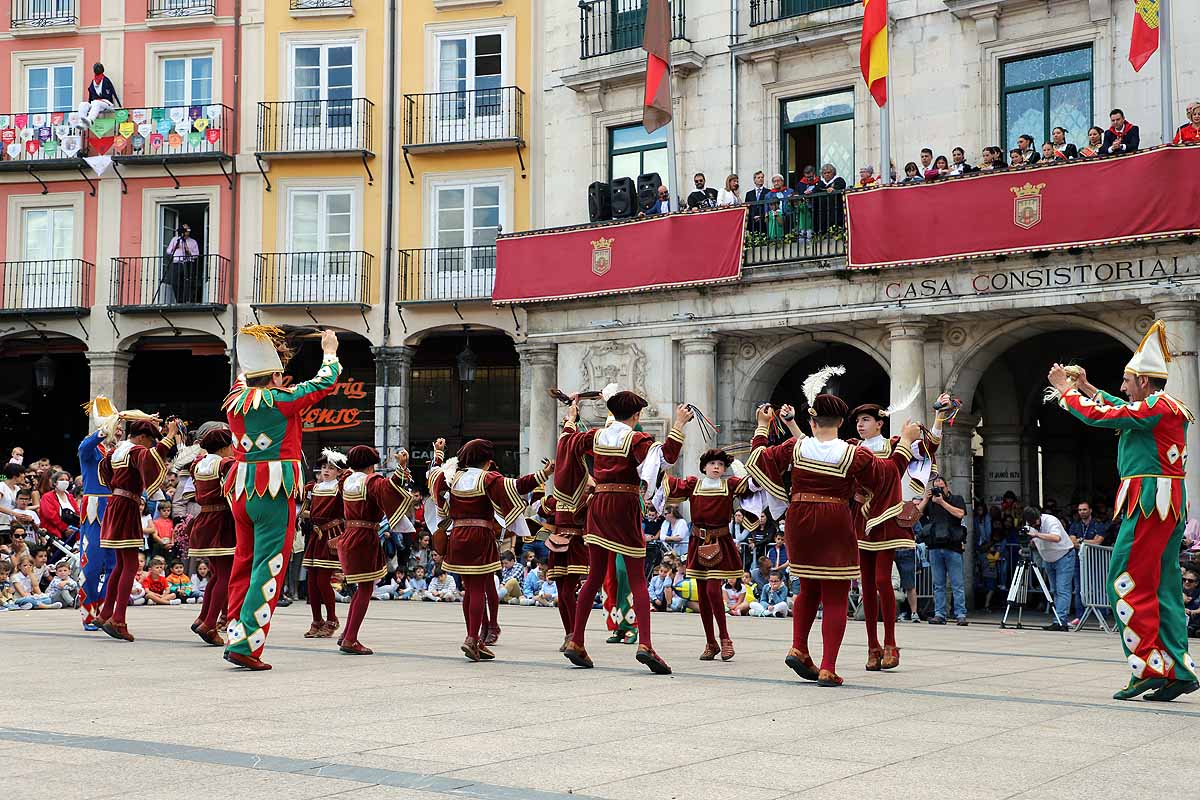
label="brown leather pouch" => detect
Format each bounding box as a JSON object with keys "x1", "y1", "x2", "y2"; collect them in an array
[
  {"x1": 697, "y1": 541, "x2": 722, "y2": 567},
  {"x1": 546, "y1": 532, "x2": 572, "y2": 553},
  {"x1": 896, "y1": 500, "x2": 920, "y2": 529}
]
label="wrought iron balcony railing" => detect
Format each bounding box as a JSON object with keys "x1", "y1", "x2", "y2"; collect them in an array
[
  {"x1": 740, "y1": 193, "x2": 846, "y2": 266},
  {"x1": 10, "y1": 0, "x2": 77, "y2": 28},
  {"x1": 105, "y1": 104, "x2": 233, "y2": 162},
  {"x1": 397, "y1": 246, "x2": 496, "y2": 303},
  {"x1": 749, "y1": 0, "x2": 857, "y2": 27},
  {"x1": 256, "y1": 98, "x2": 374, "y2": 155},
  {"x1": 0, "y1": 259, "x2": 92, "y2": 312},
  {"x1": 147, "y1": 0, "x2": 215, "y2": 18},
  {"x1": 403, "y1": 87, "x2": 524, "y2": 150},
  {"x1": 0, "y1": 110, "x2": 88, "y2": 168},
  {"x1": 109, "y1": 254, "x2": 231, "y2": 310},
  {"x1": 253, "y1": 251, "x2": 373, "y2": 306},
  {"x1": 579, "y1": 0, "x2": 686, "y2": 60},
  {"x1": 290, "y1": 0, "x2": 352, "y2": 8}
]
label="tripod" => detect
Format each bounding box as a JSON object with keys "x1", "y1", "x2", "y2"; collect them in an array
[{"x1": 1000, "y1": 548, "x2": 1064, "y2": 629}]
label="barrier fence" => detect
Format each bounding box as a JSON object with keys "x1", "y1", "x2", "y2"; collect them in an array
[{"x1": 1074, "y1": 543, "x2": 1115, "y2": 632}]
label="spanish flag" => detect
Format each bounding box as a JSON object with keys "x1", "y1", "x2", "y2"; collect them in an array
[
  {"x1": 1129, "y1": 0, "x2": 1160, "y2": 72},
  {"x1": 860, "y1": 0, "x2": 888, "y2": 107}
]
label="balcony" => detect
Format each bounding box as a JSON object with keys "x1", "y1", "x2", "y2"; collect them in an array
[
  {"x1": 108, "y1": 255, "x2": 231, "y2": 313},
  {"x1": 0, "y1": 111, "x2": 89, "y2": 172},
  {"x1": 10, "y1": 0, "x2": 77, "y2": 33},
  {"x1": 0, "y1": 259, "x2": 92, "y2": 316},
  {"x1": 289, "y1": 0, "x2": 353, "y2": 17},
  {"x1": 741, "y1": 194, "x2": 846, "y2": 268},
  {"x1": 146, "y1": 0, "x2": 216, "y2": 23},
  {"x1": 253, "y1": 251, "x2": 373, "y2": 309},
  {"x1": 749, "y1": 0, "x2": 856, "y2": 26},
  {"x1": 579, "y1": 0, "x2": 686, "y2": 60},
  {"x1": 255, "y1": 98, "x2": 375, "y2": 186},
  {"x1": 108, "y1": 104, "x2": 234, "y2": 173},
  {"x1": 398, "y1": 246, "x2": 496, "y2": 303},
  {"x1": 403, "y1": 87, "x2": 524, "y2": 155}
]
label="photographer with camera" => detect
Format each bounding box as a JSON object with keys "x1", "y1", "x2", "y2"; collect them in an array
[
  {"x1": 1021, "y1": 506, "x2": 1075, "y2": 631},
  {"x1": 918, "y1": 476, "x2": 968, "y2": 625},
  {"x1": 165, "y1": 223, "x2": 201, "y2": 304}
]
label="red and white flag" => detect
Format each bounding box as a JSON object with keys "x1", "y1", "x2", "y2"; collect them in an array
[{"x1": 642, "y1": 0, "x2": 672, "y2": 133}]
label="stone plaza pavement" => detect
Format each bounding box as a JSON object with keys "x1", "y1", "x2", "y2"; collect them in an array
[{"x1": 1, "y1": 602, "x2": 1195, "y2": 800}]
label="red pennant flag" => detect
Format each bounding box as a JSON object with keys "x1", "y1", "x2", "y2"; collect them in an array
[
  {"x1": 860, "y1": 0, "x2": 889, "y2": 107},
  {"x1": 1129, "y1": 0, "x2": 1160, "y2": 72},
  {"x1": 642, "y1": 0, "x2": 672, "y2": 133}
]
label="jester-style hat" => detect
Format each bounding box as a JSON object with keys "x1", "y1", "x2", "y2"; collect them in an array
[
  {"x1": 236, "y1": 324, "x2": 288, "y2": 379},
  {"x1": 82, "y1": 395, "x2": 119, "y2": 439},
  {"x1": 1125, "y1": 319, "x2": 1172, "y2": 380}
]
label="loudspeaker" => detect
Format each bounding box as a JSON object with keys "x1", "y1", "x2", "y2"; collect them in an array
[
  {"x1": 610, "y1": 176, "x2": 637, "y2": 218},
  {"x1": 636, "y1": 172, "x2": 663, "y2": 211},
  {"x1": 588, "y1": 181, "x2": 612, "y2": 223}
]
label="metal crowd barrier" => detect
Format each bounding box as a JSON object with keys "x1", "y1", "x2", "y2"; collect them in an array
[{"x1": 1073, "y1": 543, "x2": 1115, "y2": 632}]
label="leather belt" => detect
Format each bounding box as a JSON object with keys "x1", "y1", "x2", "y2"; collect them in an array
[
  {"x1": 198, "y1": 503, "x2": 228, "y2": 513},
  {"x1": 791, "y1": 493, "x2": 846, "y2": 504},
  {"x1": 595, "y1": 483, "x2": 639, "y2": 494},
  {"x1": 695, "y1": 525, "x2": 730, "y2": 540},
  {"x1": 344, "y1": 520, "x2": 378, "y2": 531},
  {"x1": 454, "y1": 518, "x2": 496, "y2": 529},
  {"x1": 111, "y1": 488, "x2": 139, "y2": 501},
  {"x1": 313, "y1": 520, "x2": 344, "y2": 535},
  {"x1": 555, "y1": 527, "x2": 583, "y2": 537}
]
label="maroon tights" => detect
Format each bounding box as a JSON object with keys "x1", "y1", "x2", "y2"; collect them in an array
[
  {"x1": 792, "y1": 578, "x2": 850, "y2": 672},
  {"x1": 342, "y1": 580, "x2": 373, "y2": 643},
  {"x1": 201, "y1": 555, "x2": 233, "y2": 629},
  {"x1": 696, "y1": 578, "x2": 729, "y2": 645},
  {"x1": 858, "y1": 549, "x2": 897, "y2": 649},
  {"x1": 306, "y1": 566, "x2": 338, "y2": 624},
  {"x1": 555, "y1": 575, "x2": 580, "y2": 635},
  {"x1": 461, "y1": 574, "x2": 489, "y2": 639},
  {"x1": 573, "y1": 544, "x2": 653, "y2": 649},
  {"x1": 482, "y1": 576, "x2": 499, "y2": 637},
  {"x1": 99, "y1": 549, "x2": 139, "y2": 625}
]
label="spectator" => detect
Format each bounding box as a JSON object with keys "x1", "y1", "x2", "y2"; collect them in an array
[
  {"x1": 796, "y1": 164, "x2": 819, "y2": 194},
  {"x1": 649, "y1": 563, "x2": 671, "y2": 611},
  {"x1": 408, "y1": 532, "x2": 433, "y2": 576},
  {"x1": 1040, "y1": 142, "x2": 1060, "y2": 162},
  {"x1": 1008, "y1": 148, "x2": 1025, "y2": 168},
  {"x1": 1174, "y1": 102, "x2": 1200, "y2": 144},
  {"x1": 686, "y1": 173, "x2": 717, "y2": 210},
  {"x1": 1068, "y1": 502, "x2": 1105, "y2": 624},
  {"x1": 646, "y1": 184, "x2": 671, "y2": 215},
  {"x1": 165, "y1": 223, "x2": 201, "y2": 305},
  {"x1": 497, "y1": 550, "x2": 524, "y2": 602},
  {"x1": 765, "y1": 531, "x2": 789, "y2": 573},
  {"x1": 0, "y1": 464, "x2": 33, "y2": 532},
  {"x1": 750, "y1": 570, "x2": 789, "y2": 617},
  {"x1": 11, "y1": 556, "x2": 59, "y2": 609},
  {"x1": 515, "y1": 559, "x2": 544, "y2": 605},
  {"x1": 732, "y1": 510, "x2": 751, "y2": 567},
  {"x1": 814, "y1": 163, "x2": 846, "y2": 233},
  {"x1": 191, "y1": 560, "x2": 210, "y2": 601},
  {"x1": 750, "y1": 555, "x2": 772, "y2": 596},
  {"x1": 949, "y1": 146, "x2": 972, "y2": 175},
  {"x1": 918, "y1": 147, "x2": 934, "y2": 177},
  {"x1": 765, "y1": 173, "x2": 796, "y2": 240},
  {"x1": 1183, "y1": 564, "x2": 1200, "y2": 637},
  {"x1": 658, "y1": 505, "x2": 690, "y2": 559},
  {"x1": 1050, "y1": 127, "x2": 1078, "y2": 159},
  {"x1": 78, "y1": 62, "x2": 121, "y2": 125},
  {"x1": 927, "y1": 155, "x2": 951, "y2": 179},
  {"x1": 46, "y1": 560, "x2": 78, "y2": 607},
  {"x1": 404, "y1": 565, "x2": 428, "y2": 600},
  {"x1": 1022, "y1": 506, "x2": 1075, "y2": 631},
  {"x1": 39, "y1": 470, "x2": 79, "y2": 545},
  {"x1": 1079, "y1": 126, "x2": 1104, "y2": 158},
  {"x1": 855, "y1": 165, "x2": 878, "y2": 188},
  {"x1": 723, "y1": 576, "x2": 746, "y2": 615},
  {"x1": 1, "y1": 528, "x2": 29, "y2": 570},
  {"x1": 979, "y1": 534, "x2": 1003, "y2": 610},
  {"x1": 744, "y1": 170, "x2": 770, "y2": 233},
  {"x1": 894, "y1": 542, "x2": 920, "y2": 622},
  {"x1": 918, "y1": 476, "x2": 968, "y2": 625},
  {"x1": 1100, "y1": 109, "x2": 1140, "y2": 155},
  {"x1": 424, "y1": 568, "x2": 460, "y2": 602},
  {"x1": 534, "y1": 572, "x2": 559, "y2": 607},
  {"x1": 1016, "y1": 134, "x2": 1040, "y2": 164},
  {"x1": 29, "y1": 546, "x2": 50, "y2": 592},
  {"x1": 732, "y1": 570, "x2": 755, "y2": 616},
  {"x1": 0, "y1": 560, "x2": 16, "y2": 611},
  {"x1": 142, "y1": 557, "x2": 179, "y2": 605},
  {"x1": 165, "y1": 559, "x2": 195, "y2": 603},
  {"x1": 8, "y1": 447, "x2": 24, "y2": 467},
  {"x1": 372, "y1": 567, "x2": 407, "y2": 601},
  {"x1": 150, "y1": 501, "x2": 175, "y2": 560},
  {"x1": 716, "y1": 174, "x2": 741, "y2": 207}
]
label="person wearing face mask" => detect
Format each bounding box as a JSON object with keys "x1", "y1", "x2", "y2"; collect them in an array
[{"x1": 39, "y1": 470, "x2": 80, "y2": 546}]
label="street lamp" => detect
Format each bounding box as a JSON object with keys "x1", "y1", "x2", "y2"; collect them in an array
[
  {"x1": 456, "y1": 327, "x2": 478, "y2": 385},
  {"x1": 33, "y1": 355, "x2": 55, "y2": 395}
]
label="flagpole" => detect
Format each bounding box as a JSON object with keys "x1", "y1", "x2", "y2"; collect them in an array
[
  {"x1": 665, "y1": 71, "x2": 681, "y2": 211},
  {"x1": 878, "y1": 15, "x2": 892, "y2": 184},
  {"x1": 1160, "y1": 0, "x2": 1174, "y2": 144}
]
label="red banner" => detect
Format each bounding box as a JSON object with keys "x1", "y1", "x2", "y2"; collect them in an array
[
  {"x1": 846, "y1": 145, "x2": 1200, "y2": 270},
  {"x1": 492, "y1": 207, "x2": 746, "y2": 304}
]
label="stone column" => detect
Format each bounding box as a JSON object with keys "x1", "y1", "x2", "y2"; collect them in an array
[
  {"x1": 373, "y1": 345, "x2": 415, "y2": 457},
  {"x1": 87, "y1": 351, "x2": 134, "y2": 410},
  {"x1": 679, "y1": 334, "x2": 719, "y2": 477},
  {"x1": 518, "y1": 343, "x2": 559, "y2": 469},
  {"x1": 1152, "y1": 299, "x2": 1200, "y2": 506},
  {"x1": 716, "y1": 339, "x2": 738, "y2": 447},
  {"x1": 886, "y1": 320, "x2": 928, "y2": 428},
  {"x1": 941, "y1": 413, "x2": 979, "y2": 606},
  {"x1": 979, "y1": 424, "x2": 1024, "y2": 504}
]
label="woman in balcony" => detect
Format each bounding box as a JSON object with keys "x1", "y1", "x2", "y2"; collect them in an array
[
  {"x1": 78, "y1": 63, "x2": 121, "y2": 126},
  {"x1": 715, "y1": 174, "x2": 741, "y2": 207},
  {"x1": 1079, "y1": 127, "x2": 1105, "y2": 158}
]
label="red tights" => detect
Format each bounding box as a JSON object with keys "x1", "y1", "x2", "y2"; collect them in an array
[
  {"x1": 482, "y1": 576, "x2": 498, "y2": 637},
  {"x1": 342, "y1": 580, "x2": 373, "y2": 644},
  {"x1": 792, "y1": 578, "x2": 850, "y2": 673},
  {"x1": 98, "y1": 549, "x2": 139, "y2": 625},
  {"x1": 858, "y1": 549, "x2": 898, "y2": 649},
  {"x1": 555, "y1": 575, "x2": 580, "y2": 635},
  {"x1": 696, "y1": 579, "x2": 729, "y2": 645},
  {"x1": 306, "y1": 567, "x2": 338, "y2": 624},
  {"x1": 461, "y1": 574, "x2": 490, "y2": 640},
  {"x1": 201, "y1": 555, "x2": 233, "y2": 629},
  {"x1": 573, "y1": 545, "x2": 652, "y2": 649}
]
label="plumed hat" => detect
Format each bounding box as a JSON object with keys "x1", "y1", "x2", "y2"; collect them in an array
[
  {"x1": 198, "y1": 428, "x2": 233, "y2": 452},
  {"x1": 457, "y1": 438, "x2": 495, "y2": 468},
  {"x1": 82, "y1": 395, "x2": 119, "y2": 440},
  {"x1": 236, "y1": 324, "x2": 288, "y2": 379},
  {"x1": 126, "y1": 419, "x2": 162, "y2": 440},
  {"x1": 699, "y1": 448, "x2": 732, "y2": 472},
  {"x1": 811, "y1": 394, "x2": 849, "y2": 420},
  {"x1": 850, "y1": 403, "x2": 884, "y2": 421},
  {"x1": 1125, "y1": 319, "x2": 1172, "y2": 380},
  {"x1": 802, "y1": 365, "x2": 845, "y2": 416},
  {"x1": 316, "y1": 448, "x2": 347, "y2": 469},
  {"x1": 346, "y1": 445, "x2": 380, "y2": 470}
]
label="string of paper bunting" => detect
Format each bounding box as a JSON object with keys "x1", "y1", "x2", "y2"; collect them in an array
[{"x1": 0, "y1": 104, "x2": 224, "y2": 160}]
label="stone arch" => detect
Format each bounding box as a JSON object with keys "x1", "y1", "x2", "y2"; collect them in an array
[
  {"x1": 116, "y1": 324, "x2": 227, "y2": 353},
  {"x1": 402, "y1": 321, "x2": 516, "y2": 348}
]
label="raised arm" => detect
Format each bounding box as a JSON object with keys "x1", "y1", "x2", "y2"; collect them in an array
[
  {"x1": 369, "y1": 472, "x2": 417, "y2": 531},
  {"x1": 275, "y1": 330, "x2": 342, "y2": 416}
]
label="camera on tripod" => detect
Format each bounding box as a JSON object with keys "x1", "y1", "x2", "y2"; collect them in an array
[{"x1": 1018, "y1": 524, "x2": 1035, "y2": 555}]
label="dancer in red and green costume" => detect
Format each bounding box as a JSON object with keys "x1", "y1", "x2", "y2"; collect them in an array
[
  {"x1": 1049, "y1": 319, "x2": 1199, "y2": 701},
  {"x1": 221, "y1": 326, "x2": 341, "y2": 671}
]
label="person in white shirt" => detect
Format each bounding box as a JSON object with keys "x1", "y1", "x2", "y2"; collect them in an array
[
  {"x1": 658, "y1": 506, "x2": 690, "y2": 559},
  {"x1": 1023, "y1": 507, "x2": 1075, "y2": 631},
  {"x1": 0, "y1": 464, "x2": 32, "y2": 532},
  {"x1": 715, "y1": 174, "x2": 742, "y2": 207}
]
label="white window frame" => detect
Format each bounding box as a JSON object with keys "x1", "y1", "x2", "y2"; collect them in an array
[
  {"x1": 24, "y1": 62, "x2": 75, "y2": 114},
  {"x1": 285, "y1": 187, "x2": 359, "y2": 254},
  {"x1": 146, "y1": 39, "x2": 223, "y2": 108},
  {"x1": 10, "y1": 48, "x2": 84, "y2": 114},
  {"x1": 5, "y1": 192, "x2": 85, "y2": 309},
  {"x1": 286, "y1": 37, "x2": 361, "y2": 101},
  {"x1": 423, "y1": 19, "x2": 514, "y2": 94},
  {"x1": 430, "y1": 181, "x2": 504, "y2": 251},
  {"x1": 161, "y1": 54, "x2": 215, "y2": 108}
]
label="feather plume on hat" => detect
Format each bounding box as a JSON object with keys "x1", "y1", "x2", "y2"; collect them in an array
[
  {"x1": 881, "y1": 382, "x2": 921, "y2": 418},
  {"x1": 440, "y1": 457, "x2": 459, "y2": 482},
  {"x1": 730, "y1": 459, "x2": 748, "y2": 479},
  {"x1": 802, "y1": 365, "x2": 845, "y2": 415},
  {"x1": 601, "y1": 383, "x2": 620, "y2": 402},
  {"x1": 171, "y1": 443, "x2": 202, "y2": 471},
  {"x1": 82, "y1": 395, "x2": 120, "y2": 440},
  {"x1": 321, "y1": 448, "x2": 347, "y2": 467}
]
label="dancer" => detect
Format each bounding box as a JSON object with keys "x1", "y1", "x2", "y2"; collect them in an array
[
  {"x1": 1048, "y1": 320, "x2": 1199, "y2": 701},
  {"x1": 542, "y1": 403, "x2": 593, "y2": 651},
  {"x1": 657, "y1": 448, "x2": 752, "y2": 661},
  {"x1": 300, "y1": 448, "x2": 347, "y2": 639},
  {"x1": 429, "y1": 439, "x2": 550, "y2": 661},
  {"x1": 97, "y1": 416, "x2": 179, "y2": 642},
  {"x1": 849, "y1": 392, "x2": 951, "y2": 670},
  {"x1": 563, "y1": 388, "x2": 693, "y2": 675},
  {"x1": 222, "y1": 326, "x2": 341, "y2": 671},
  {"x1": 746, "y1": 368, "x2": 919, "y2": 686},
  {"x1": 77, "y1": 396, "x2": 120, "y2": 631},
  {"x1": 186, "y1": 427, "x2": 236, "y2": 646},
  {"x1": 336, "y1": 446, "x2": 415, "y2": 655}
]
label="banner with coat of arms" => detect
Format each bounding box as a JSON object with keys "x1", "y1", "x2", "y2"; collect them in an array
[
  {"x1": 845, "y1": 145, "x2": 1200, "y2": 269},
  {"x1": 492, "y1": 206, "x2": 747, "y2": 304}
]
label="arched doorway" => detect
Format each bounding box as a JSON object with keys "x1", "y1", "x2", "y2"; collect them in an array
[
  {"x1": 127, "y1": 335, "x2": 230, "y2": 429},
  {"x1": 769, "y1": 342, "x2": 891, "y2": 440},
  {"x1": 0, "y1": 334, "x2": 88, "y2": 466}
]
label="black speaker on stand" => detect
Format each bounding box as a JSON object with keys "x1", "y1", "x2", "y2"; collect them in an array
[
  {"x1": 588, "y1": 181, "x2": 613, "y2": 222},
  {"x1": 610, "y1": 176, "x2": 637, "y2": 218},
  {"x1": 637, "y1": 172, "x2": 663, "y2": 212}
]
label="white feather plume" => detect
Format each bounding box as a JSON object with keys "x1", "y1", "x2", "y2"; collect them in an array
[
  {"x1": 730, "y1": 459, "x2": 747, "y2": 479},
  {"x1": 601, "y1": 383, "x2": 620, "y2": 402},
  {"x1": 321, "y1": 447, "x2": 347, "y2": 466},
  {"x1": 441, "y1": 457, "x2": 459, "y2": 481},
  {"x1": 881, "y1": 382, "x2": 922, "y2": 418},
  {"x1": 171, "y1": 443, "x2": 202, "y2": 471},
  {"x1": 801, "y1": 365, "x2": 846, "y2": 408}
]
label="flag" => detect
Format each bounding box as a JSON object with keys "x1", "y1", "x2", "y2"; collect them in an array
[
  {"x1": 860, "y1": 0, "x2": 888, "y2": 107},
  {"x1": 1129, "y1": 0, "x2": 1160, "y2": 72},
  {"x1": 642, "y1": 0, "x2": 672, "y2": 133}
]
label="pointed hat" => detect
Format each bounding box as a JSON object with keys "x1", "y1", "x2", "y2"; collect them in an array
[
  {"x1": 1125, "y1": 320, "x2": 1172, "y2": 380},
  {"x1": 237, "y1": 324, "x2": 286, "y2": 379}
]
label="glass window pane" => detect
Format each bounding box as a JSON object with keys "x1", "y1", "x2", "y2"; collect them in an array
[
  {"x1": 290, "y1": 194, "x2": 319, "y2": 251},
  {"x1": 439, "y1": 39, "x2": 467, "y2": 94},
  {"x1": 438, "y1": 188, "x2": 465, "y2": 209},
  {"x1": 473, "y1": 185, "x2": 499, "y2": 207},
  {"x1": 191, "y1": 57, "x2": 213, "y2": 106},
  {"x1": 1005, "y1": 87, "x2": 1045, "y2": 149},
  {"x1": 1049, "y1": 81, "x2": 1091, "y2": 150},
  {"x1": 783, "y1": 90, "x2": 854, "y2": 125},
  {"x1": 327, "y1": 194, "x2": 351, "y2": 215},
  {"x1": 28, "y1": 67, "x2": 47, "y2": 113},
  {"x1": 50, "y1": 209, "x2": 72, "y2": 260},
  {"x1": 819, "y1": 118, "x2": 854, "y2": 185},
  {"x1": 295, "y1": 47, "x2": 320, "y2": 68},
  {"x1": 28, "y1": 67, "x2": 47, "y2": 90},
  {"x1": 23, "y1": 210, "x2": 49, "y2": 261},
  {"x1": 52, "y1": 66, "x2": 73, "y2": 112},
  {"x1": 328, "y1": 46, "x2": 353, "y2": 68},
  {"x1": 611, "y1": 123, "x2": 667, "y2": 152},
  {"x1": 642, "y1": 148, "x2": 669, "y2": 192},
  {"x1": 1004, "y1": 47, "x2": 1091, "y2": 88},
  {"x1": 610, "y1": 152, "x2": 641, "y2": 183}
]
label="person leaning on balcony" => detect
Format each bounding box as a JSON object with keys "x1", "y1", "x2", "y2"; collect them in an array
[
  {"x1": 1050, "y1": 127, "x2": 1078, "y2": 160},
  {"x1": 899, "y1": 162, "x2": 923, "y2": 184},
  {"x1": 715, "y1": 174, "x2": 741, "y2": 207},
  {"x1": 1173, "y1": 102, "x2": 1200, "y2": 145},
  {"x1": 644, "y1": 185, "x2": 671, "y2": 216},
  {"x1": 813, "y1": 164, "x2": 846, "y2": 235},
  {"x1": 1100, "y1": 109, "x2": 1140, "y2": 155},
  {"x1": 166, "y1": 224, "x2": 202, "y2": 305},
  {"x1": 79, "y1": 63, "x2": 121, "y2": 125}
]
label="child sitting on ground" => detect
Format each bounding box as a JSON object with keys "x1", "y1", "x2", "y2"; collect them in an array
[
  {"x1": 46, "y1": 560, "x2": 79, "y2": 608},
  {"x1": 0, "y1": 560, "x2": 19, "y2": 610},
  {"x1": 11, "y1": 556, "x2": 60, "y2": 609},
  {"x1": 404, "y1": 565, "x2": 428, "y2": 600},
  {"x1": 372, "y1": 567, "x2": 406, "y2": 600},
  {"x1": 141, "y1": 557, "x2": 179, "y2": 605},
  {"x1": 165, "y1": 560, "x2": 195, "y2": 603}
]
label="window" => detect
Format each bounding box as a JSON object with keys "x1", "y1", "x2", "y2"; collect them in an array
[
  {"x1": 285, "y1": 188, "x2": 357, "y2": 302},
  {"x1": 163, "y1": 56, "x2": 213, "y2": 107},
  {"x1": 1002, "y1": 46, "x2": 1093, "y2": 151},
  {"x1": 780, "y1": 89, "x2": 853, "y2": 187},
  {"x1": 434, "y1": 183, "x2": 501, "y2": 252},
  {"x1": 23, "y1": 207, "x2": 74, "y2": 261},
  {"x1": 609, "y1": 123, "x2": 669, "y2": 187},
  {"x1": 26, "y1": 64, "x2": 74, "y2": 114},
  {"x1": 436, "y1": 32, "x2": 503, "y2": 119}
]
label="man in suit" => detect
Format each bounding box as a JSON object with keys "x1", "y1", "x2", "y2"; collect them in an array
[
  {"x1": 78, "y1": 62, "x2": 122, "y2": 124},
  {"x1": 744, "y1": 171, "x2": 770, "y2": 233},
  {"x1": 645, "y1": 185, "x2": 671, "y2": 215},
  {"x1": 686, "y1": 173, "x2": 718, "y2": 211},
  {"x1": 1101, "y1": 108, "x2": 1140, "y2": 155}
]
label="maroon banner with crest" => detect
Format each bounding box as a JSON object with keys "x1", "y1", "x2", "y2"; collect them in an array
[
  {"x1": 492, "y1": 207, "x2": 747, "y2": 304},
  {"x1": 846, "y1": 145, "x2": 1200, "y2": 269}
]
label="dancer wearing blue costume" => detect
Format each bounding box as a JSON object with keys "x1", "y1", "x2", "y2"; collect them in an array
[{"x1": 78, "y1": 396, "x2": 121, "y2": 631}]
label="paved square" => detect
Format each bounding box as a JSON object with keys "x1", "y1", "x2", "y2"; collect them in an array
[{"x1": 2, "y1": 602, "x2": 1195, "y2": 800}]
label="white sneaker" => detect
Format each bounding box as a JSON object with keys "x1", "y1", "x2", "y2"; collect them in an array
[
  {"x1": 169, "y1": 599, "x2": 182, "y2": 605},
  {"x1": 45, "y1": 602, "x2": 63, "y2": 609}
]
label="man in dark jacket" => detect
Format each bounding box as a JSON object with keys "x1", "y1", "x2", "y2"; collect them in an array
[
  {"x1": 78, "y1": 62, "x2": 121, "y2": 124},
  {"x1": 1100, "y1": 108, "x2": 1140, "y2": 155}
]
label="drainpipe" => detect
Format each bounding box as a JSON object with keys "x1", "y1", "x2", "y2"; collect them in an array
[
  {"x1": 729, "y1": 0, "x2": 738, "y2": 177},
  {"x1": 229, "y1": 0, "x2": 242, "y2": 383}
]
